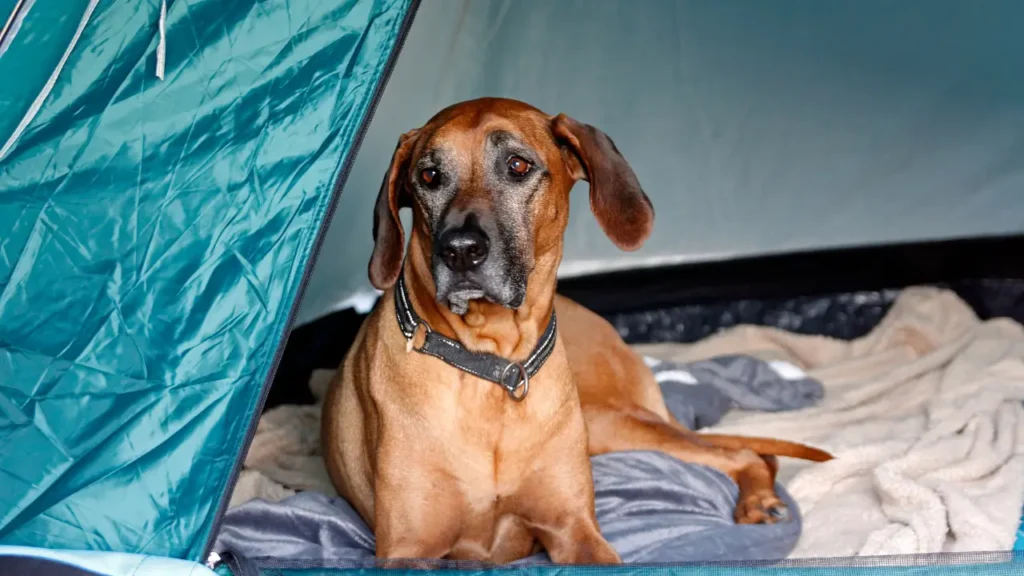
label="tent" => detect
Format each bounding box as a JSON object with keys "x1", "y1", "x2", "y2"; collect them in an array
[{"x1": 1, "y1": 0, "x2": 1023, "y2": 574}]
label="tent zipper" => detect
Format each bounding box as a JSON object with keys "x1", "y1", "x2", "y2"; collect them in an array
[{"x1": 201, "y1": 0, "x2": 422, "y2": 562}]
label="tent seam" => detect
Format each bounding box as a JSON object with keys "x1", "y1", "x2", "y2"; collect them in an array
[
  {"x1": 0, "y1": 0, "x2": 35, "y2": 57},
  {"x1": 0, "y1": 0, "x2": 100, "y2": 162}
]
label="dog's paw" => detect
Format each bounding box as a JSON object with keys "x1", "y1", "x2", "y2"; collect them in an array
[{"x1": 735, "y1": 491, "x2": 791, "y2": 524}]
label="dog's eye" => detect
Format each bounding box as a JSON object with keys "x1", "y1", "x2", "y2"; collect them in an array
[
  {"x1": 420, "y1": 168, "x2": 440, "y2": 187},
  {"x1": 507, "y1": 156, "x2": 531, "y2": 177}
]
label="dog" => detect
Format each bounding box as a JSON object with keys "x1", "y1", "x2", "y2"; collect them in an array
[{"x1": 321, "y1": 97, "x2": 832, "y2": 565}]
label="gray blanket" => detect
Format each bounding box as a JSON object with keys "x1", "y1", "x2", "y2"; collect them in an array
[{"x1": 215, "y1": 355, "x2": 822, "y2": 565}]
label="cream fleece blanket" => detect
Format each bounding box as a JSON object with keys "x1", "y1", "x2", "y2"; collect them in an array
[
  {"x1": 637, "y1": 286, "x2": 1024, "y2": 557},
  {"x1": 228, "y1": 368, "x2": 337, "y2": 509},
  {"x1": 231, "y1": 286, "x2": 1024, "y2": 558}
]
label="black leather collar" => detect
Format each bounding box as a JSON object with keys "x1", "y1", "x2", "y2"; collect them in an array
[{"x1": 394, "y1": 273, "x2": 557, "y2": 401}]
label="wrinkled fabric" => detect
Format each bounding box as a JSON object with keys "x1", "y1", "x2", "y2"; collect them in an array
[
  {"x1": 0, "y1": 545, "x2": 218, "y2": 576},
  {"x1": 239, "y1": 551, "x2": 1024, "y2": 576},
  {"x1": 0, "y1": 0, "x2": 90, "y2": 141},
  {"x1": 637, "y1": 287, "x2": 1024, "y2": 557},
  {"x1": 215, "y1": 455, "x2": 801, "y2": 566},
  {"x1": 0, "y1": 0, "x2": 413, "y2": 561},
  {"x1": 647, "y1": 355, "x2": 824, "y2": 424}
]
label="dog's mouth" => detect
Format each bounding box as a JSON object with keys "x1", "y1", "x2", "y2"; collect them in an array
[
  {"x1": 434, "y1": 275, "x2": 524, "y2": 316},
  {"x1": 429, "y1": 228, "x2": 528, "y2": 315},
  {"x1": 429, "y1": 209, "x2": 532, "y2": 315},
  {"x1": 444, "y1": 281, "x2": 487, "y2": 315}
]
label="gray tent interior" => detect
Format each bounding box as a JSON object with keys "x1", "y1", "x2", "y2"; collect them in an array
[{"x1": 296, "y1": 0, "x2": 1024, "y2": 327}]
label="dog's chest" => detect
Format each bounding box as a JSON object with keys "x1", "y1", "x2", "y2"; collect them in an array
[
  {"x1": 387, "y1": 365, "x2": 565, "y2": 485},
  {"x1": 442, "y1": 422, "x2": 547, "y2": 559},
  {"x1": 436, "y1": 374, "x2": 546, "y2": 473},
  {"x1": 371, "y1": 347, "x2": 582, "y2": 558}
]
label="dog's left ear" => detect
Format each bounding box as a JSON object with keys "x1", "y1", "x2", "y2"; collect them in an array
[
  {"x1": 368, "y1": 129, "x2": 419, "y2": 290},
  {"x1": 551, "y1": 113, "x2": 654, "y2": 251}
]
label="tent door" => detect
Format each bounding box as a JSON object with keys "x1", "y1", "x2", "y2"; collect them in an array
[{"x1": 198, "y1": 0, "x2": 422, "y2": 560}]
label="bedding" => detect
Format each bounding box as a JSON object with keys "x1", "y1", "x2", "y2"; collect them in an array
[
  {"x1": 637, "y1": 286, "x2": 1024, "y2": 557},
  {"x1": 216, "y1": 285, "x2": 1024, "y2": 564},
  {"x1": 216, "y1": 355, "x2": 823, "y2": 564}
]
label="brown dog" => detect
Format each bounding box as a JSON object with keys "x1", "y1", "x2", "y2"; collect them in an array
[{"x1": 322, "y1": 97, "x2": 831, "y2": 565}]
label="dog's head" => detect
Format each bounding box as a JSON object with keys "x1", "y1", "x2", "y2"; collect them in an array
[{"x1": 368, "y1": 97, "x2": 654, "y2": 315}]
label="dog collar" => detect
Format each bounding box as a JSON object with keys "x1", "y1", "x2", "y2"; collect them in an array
[{"x1": 393, "y1": 274, "x2": 557, "y2": 401}]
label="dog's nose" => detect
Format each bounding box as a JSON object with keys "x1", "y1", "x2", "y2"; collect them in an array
[{"x1": 438, "y1": 215, "x2": 489, "y2": 273}]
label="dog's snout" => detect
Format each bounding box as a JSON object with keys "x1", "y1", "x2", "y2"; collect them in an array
[{"x1": 438, "y1": 214, "x2": 490, "y2": 273}]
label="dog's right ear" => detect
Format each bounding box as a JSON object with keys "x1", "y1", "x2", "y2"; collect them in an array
[
  {"x1": 369, "y1": 129, "x2": 419, "y2": 290},
  {"x1": 551, "y1": 114, "x2": 654, "y2": 252}
]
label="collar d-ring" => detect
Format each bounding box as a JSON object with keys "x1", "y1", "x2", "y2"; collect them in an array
[{"x1": 500, "y1": 361, "x2": 529, "y2": 401}]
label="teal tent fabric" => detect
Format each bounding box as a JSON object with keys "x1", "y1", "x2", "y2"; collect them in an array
[
  {"x1": 0, "y1": 0, "x2": 414, "y2": 561},
  {"x1": 0, "y1": 0, "x2": 94, "y2": 146},
  {"x1": 0, "y1": 545, "x2": 218, "y2": 576},
  {"x1": 1016, "y1": 506, "x2": 1024, "y2": 551}
]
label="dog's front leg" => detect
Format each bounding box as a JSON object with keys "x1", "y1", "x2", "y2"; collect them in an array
[
  {"x1": 514, "y1": 427, "x2": 621, "y2": 564},
  {"x1": 530, "y1": 513, "x2": 620, "y2": 565},
  {"x1": 373, "y1": 455, "x2": 461, "y2": 560}
]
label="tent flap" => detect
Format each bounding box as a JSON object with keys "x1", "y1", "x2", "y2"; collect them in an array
[{"x1": 0, "y1": 0, "x2": 415, "y2": 561}]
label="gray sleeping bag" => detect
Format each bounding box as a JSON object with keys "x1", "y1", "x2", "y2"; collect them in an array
[{"x1": 215, "y1": 354, "x2": 823, "y2": 565}]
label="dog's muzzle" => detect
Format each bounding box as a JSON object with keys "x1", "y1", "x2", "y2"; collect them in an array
[{"x1": 432, "y1": 212, "x2": 524, "y2": 314}]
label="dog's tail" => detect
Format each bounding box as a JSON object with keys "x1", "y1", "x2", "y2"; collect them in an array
[{"x1": 698, "y1": 434, "x2": 834, "y2": 462}]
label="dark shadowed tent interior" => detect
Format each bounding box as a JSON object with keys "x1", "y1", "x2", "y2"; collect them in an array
[{"x1": 1, "y1": 1, "x2": 1023, "y2": 575}]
